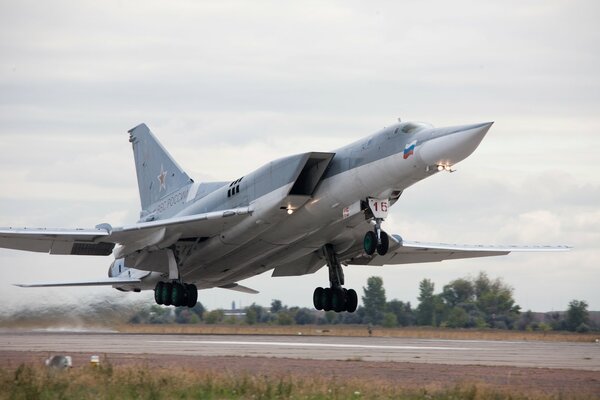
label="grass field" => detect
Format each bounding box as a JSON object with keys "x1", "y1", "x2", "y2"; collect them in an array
[
  {"x1": 1, "y1": 363, "x2": 595, "y2": 400},
  {"x1": 118, "y1": 323, "x2": 600, "y2": 342}
]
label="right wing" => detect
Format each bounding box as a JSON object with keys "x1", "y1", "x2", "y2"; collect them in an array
[{"x1": 0, "y1": 206, "x2": 253, "y2": 257}]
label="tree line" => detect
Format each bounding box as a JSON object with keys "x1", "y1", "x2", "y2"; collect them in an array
[{"x1": 129, "y1": 272, "x2": 596, "y2": 332}]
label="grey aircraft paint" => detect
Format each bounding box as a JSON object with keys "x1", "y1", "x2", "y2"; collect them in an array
[{"x1": 0, "y1": 120, "x2": 569, "y2": 311}]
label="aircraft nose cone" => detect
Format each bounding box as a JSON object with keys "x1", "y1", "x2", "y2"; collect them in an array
[{"x1": 419, "y1": 122, "x2": 493, "y2": 166}]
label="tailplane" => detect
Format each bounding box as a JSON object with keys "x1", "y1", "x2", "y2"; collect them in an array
[{"x1": 128, "y1": 124, "x2": 193, "y2": 212}]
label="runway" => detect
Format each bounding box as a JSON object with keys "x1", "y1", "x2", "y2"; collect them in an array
[{"x1": 0, "y1": 331, "x2": 598, "y2": 370}]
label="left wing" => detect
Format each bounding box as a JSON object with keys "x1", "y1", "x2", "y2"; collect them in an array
[
  {"x1": 0, "y1": 206, "x2": 252, "y2": 257},
  {"x1": 0, "y1": 227, "x2": 113, "y2": 255},
  {"x1": 347, "y1": 234, "x2": 571, "y2": 266}
]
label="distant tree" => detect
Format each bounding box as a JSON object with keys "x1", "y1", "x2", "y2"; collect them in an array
[
  {"x1": 174, "y1": 302, "x2": 205, "y2": 324},
  {"x1": 386, "y1": 300, "x2": 415, "y2": 326},
  {"x1": 148, "y1": 305, "x2": 173, "y2": 324},
  {"x1": 446, "y1": 307, "x2": 469, "y2": 328},
  {"x1": 245, "y1": 303, "x2": 268, "y2": 324},
  {"x1": 362, "y1": 276, "x2": 387, "y2": 325},
  {"x1": 271, "y1": 299, "x2": 283, "y2": 313},
  {"x1": 276, "y1": 311, "x2": 294, "y2": 325},
  {"x1": 294, "y1": 308, "x2": 317, "y2": 325},
  {"x1": 382, "y1": 312, "x2": 398, "y2": 328},
  {"x1": 473, "y1": 272, "x2": 520, "y2": 329},
  {"x1": 545, "y1": 311, "x2": 567, "y2": 331},
  {"x1": 566, "y1": 300, "x2": 589, "y2": 332},
  {"x1": 190, "y1": 302, "x2": 206, "y2": 320},
  {"x1": 441, "y1": 278, "x2": 474, "y2": 307},
  {"x1": 416, "y1": 278, "x2": 436, "y2": 326},
  {"x1": 204, "y1": 309, "x2": 224, "y2": 324},
  {"x1": 340, "y1": 306, "x2": 365, "y2": 324},
  {"x1": 517, "y1": 310, "x2": 536, "y2": 331}
]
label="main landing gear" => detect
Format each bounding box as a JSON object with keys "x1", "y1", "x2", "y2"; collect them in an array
[
  {"x1": 153, "y1": 247, "x2": 198, "y2": 308},
  {"x1": 154, "y1": 281, "x2": 198, "y2": 308},
  {"x1": 313, "y1": 244, "x2": 359, "y2": 313}
]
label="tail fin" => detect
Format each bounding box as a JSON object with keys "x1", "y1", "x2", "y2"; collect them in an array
[{"x1": 128, "y1": 123, "x2": 193, "y2": 212}]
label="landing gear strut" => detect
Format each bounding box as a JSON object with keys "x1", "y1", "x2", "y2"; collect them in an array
[{"x1": 312, "y1": 244, "x2": 358, "y2": 313}]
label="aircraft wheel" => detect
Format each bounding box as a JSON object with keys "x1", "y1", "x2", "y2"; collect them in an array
[
  {"x1": 364, "y1": 231, "x2": 377, "y2": 255},
  {"x1": 172, "y1": 283, "x2": 185, "y2": 307},
  {"x1": 313, "y1": 287, "x2": 324, "y2": 310},
  {"x1": 331, "y1": 288, "x2": 346, "y2": 313},
  {"x1": 322, "y1": 288, "x2": 333, "y2": 312},
  {"x1": 186, "y1": 284, "x2": 198, "y2": 308},
  {"x1": 162, "y1": 282, "x2": 172, "y2": 306},
  {"x1": 346, "y1": 289, "x2": 358, "y2": 313},
  {"x1": 154, "y1": 282, "x2": 164, "y2": 305},
  {"x1": 377, "y1": 231, "x2": 389, "y2": 256}
]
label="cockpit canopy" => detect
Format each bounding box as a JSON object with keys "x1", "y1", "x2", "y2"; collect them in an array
[{"x1": 396, "y1": 121, "x2": 433, "y2": 134}]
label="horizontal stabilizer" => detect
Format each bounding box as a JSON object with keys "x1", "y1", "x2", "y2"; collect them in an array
[
  {"x1": 15, "y1": 278, "x2": 141, "y2": 288},
  {"x1": 218, "y1": 283, "x2": 259, "y2": 294}
]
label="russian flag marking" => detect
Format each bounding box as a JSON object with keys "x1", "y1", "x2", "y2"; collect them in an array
[{"x1": 403, "y1": 141, "x2": 417, "y2": 159}]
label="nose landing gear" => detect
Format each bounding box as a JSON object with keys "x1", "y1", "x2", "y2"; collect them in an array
[
  {"x1": 364, "y1": 219, "x2": 389, "y2": 256},
  {"x1": 312, "y1": 244, "x2": 358, "y2": 313},
  {"x1": 364, "y1": 198, "x2": 390, "y2": 256}
]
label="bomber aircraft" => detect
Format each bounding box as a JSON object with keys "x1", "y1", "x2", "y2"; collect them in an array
[{"x1": 0, "y1": 121, "x2": 569, "y2": 312}]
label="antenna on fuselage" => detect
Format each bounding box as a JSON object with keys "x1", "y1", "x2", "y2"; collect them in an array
[{"x1": 397, "y1": 117, "x2": 402, "y2": 122}]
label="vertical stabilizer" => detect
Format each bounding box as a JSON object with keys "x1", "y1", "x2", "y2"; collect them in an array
[{"x1": 128, "y1": 124, "x2": 192, "y2": 212}]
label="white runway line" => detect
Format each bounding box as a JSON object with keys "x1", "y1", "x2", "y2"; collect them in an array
[{"x1": 148, "y1": 340, "x2": 479, "y2": 351}]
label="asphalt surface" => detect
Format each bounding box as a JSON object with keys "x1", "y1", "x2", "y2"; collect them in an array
[{"x1": 0, "y1": 331, "x2": 598, "y2": 371}]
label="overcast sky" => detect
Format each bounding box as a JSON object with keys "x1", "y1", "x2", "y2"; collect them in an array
[{"x1": 1, "y1": 1, "x2": 598, "y2": 315}]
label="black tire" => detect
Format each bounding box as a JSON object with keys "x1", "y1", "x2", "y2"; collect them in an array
[
  {"x1": 186, "y1": 284, "x2": 198, "y2": 308},
  {"x1": 377, "y1": 231, "x2": 389, "y2": 256},
  {"x1": 322, "y1": 288, "x2": 333, "y2": 312},
  {"x1": 346, "y1": 289, "x2": 358, "y2": 313},
  {"x1": 364, "y1": 231, "x2": 377, "y2": 255},
  {"x1": 162, "y1": 282, "x2": 172, "y2": 306},
  {"x1": 332, "y1": 288, "x2": 346, "y2": 313},
  {"x1": 154, "y1": 282, "x2": 164, "y2": 305},
  {"x1": 172, "y1": 283, "x2": 185, "y2": 307},
  {"x1": 313, "y1": 287, "x2": 324, "y2": 310}
]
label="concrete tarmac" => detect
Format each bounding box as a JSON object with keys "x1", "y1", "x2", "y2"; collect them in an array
[{"x1": 0, "y1": 331, "x2": 598, "y2": 371}]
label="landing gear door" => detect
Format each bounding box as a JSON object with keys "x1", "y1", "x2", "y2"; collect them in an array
[{"x1": 368, "y1": 198, "x2": 389, "y2": 219}]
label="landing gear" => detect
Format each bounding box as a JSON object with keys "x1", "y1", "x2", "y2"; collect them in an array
[
  {"x1": 313, "y1": 287, "x2": 358, "y2": 313},
  {"x1": 312, "y1": 244, "x2": 359, "y2": 313},
  {"x1": 364, "y1": 198, "x2": 390, "y2": 256},
  {"x1": 363, "y1": 223, "x2": 389, "y2": 256},
  {"x1": 154, "y1": 281, "x2": 198, "y2": 308},
  {"x1": 153, "y1": 247, "x2": 198, "y2": 308}
]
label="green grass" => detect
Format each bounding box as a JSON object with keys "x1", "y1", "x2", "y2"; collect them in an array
[{"x1": 0, "y1": 363, "x2": 594, "y2": 400}]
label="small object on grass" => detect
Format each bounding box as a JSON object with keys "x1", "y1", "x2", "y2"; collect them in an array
[
  {"x1": 90, "y1": 355, "x2": 100, "y2": 367},
  {"x1": 45, "y1": 355, "x2": 72, "y2": 369}
]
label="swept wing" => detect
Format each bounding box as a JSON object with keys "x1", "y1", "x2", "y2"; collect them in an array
[
  {"x1": 347, "y1": 234, "x2": 570, "y2": 266},
  {"x1": 0, "y1": 206, "x2": 252, "y2": 257}
]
